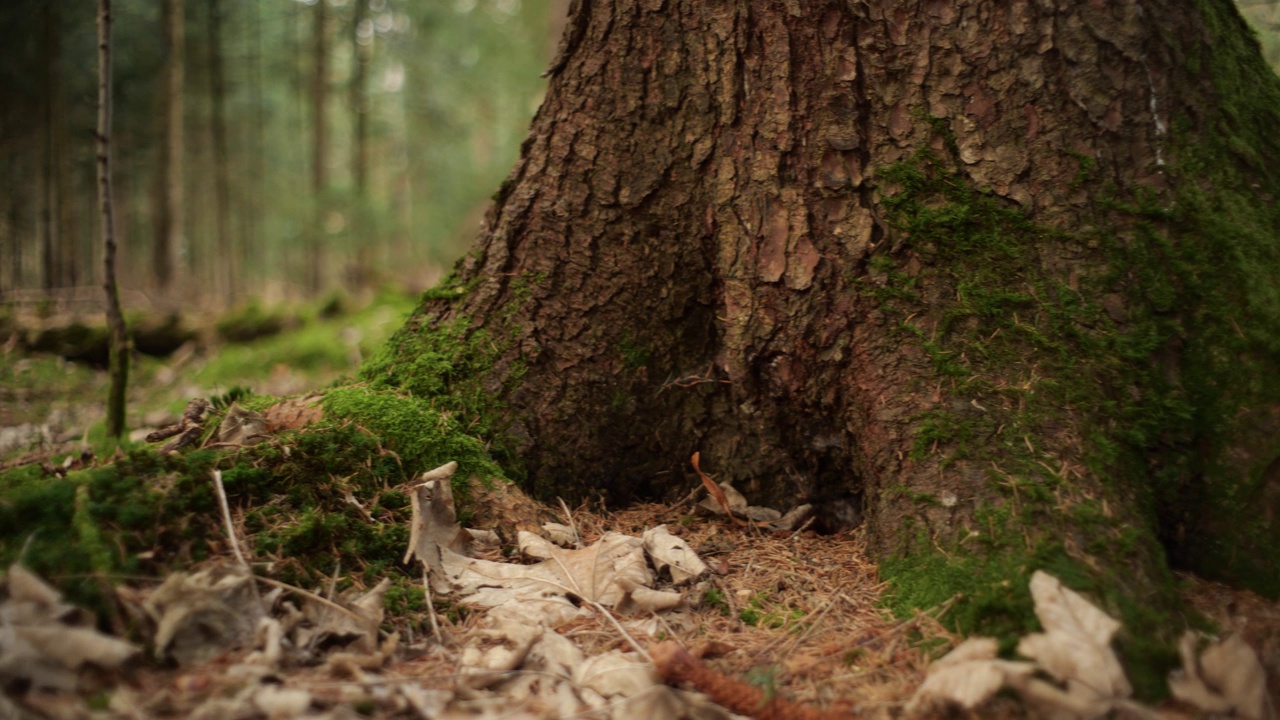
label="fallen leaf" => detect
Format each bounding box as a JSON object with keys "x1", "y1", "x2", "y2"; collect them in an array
[
  {"x1": 1018, "y1": 570, "x2": 1131, "y2": 704},
  {"x1": 542, "y1": 522, "x2": 578, "y2": 547},
  {"x1": 299, "y1": 577, "x2": 389, "y2": 655},
  {"x1": 1169, "y1": 632, "x2": 1271, "y2": 720},
  {"x1": 139, "y1": 565, "x2": 263, "y2": 666},
  {"x1": 0, "y1": 565, "x2": 140, "y2": 692},
  {"x1": 642, "y1": 525, "x2": 709, "y2": 585},
  {"x1": 215, "y1": 403, "x2": 268, "y2": 446},
  {"x1": 906, "y1": 637, "x2": 1035, "y2": 713}
]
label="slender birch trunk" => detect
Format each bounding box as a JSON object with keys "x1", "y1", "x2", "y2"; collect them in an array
[{"x1": 97, "y1": 0, "x2": 128, "y2": 439}]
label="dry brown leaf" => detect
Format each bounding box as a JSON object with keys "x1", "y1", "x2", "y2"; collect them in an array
[
  {"x1": 139, "y1": 564, "x2": 263, "y2": 666},
  {"x1": 402, "y1": 462, "x2": 471, "y2": 592},
  {"x1": 910, "y1": 572, "x2": 1147, "y2": 719},
  {"x1": 542, "y1": 522, "x2": 578, "y2": 547},
  {"x1": 405, "y1": 467, "x2": 673, "y2": 627},
  {"x1": 0, "y1": 565, "x2": 140, "y2": 692},
  {"x1": 299, "y1": 577, "x2": 389, "y2": 655},
  {"x1": 692, "y1": 452, "x2": 746, "y2": 526},
  {"x1": 261, "y1": 393, "x2": 324, "y2": 433},
  {"x1": 252, "y1": 685, "x2": 313, "y2": 717},
  {"x1": 215, "y1": 403, "x2": 268, "y2": 446}
]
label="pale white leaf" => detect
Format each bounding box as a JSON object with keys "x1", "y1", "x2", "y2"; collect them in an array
[
  {"x1": 642, "y1": 525, "x2": 709, "y2": 585},
  {"x1": 1169, "y1": 632, "x2": 1271, "y2": 720}
]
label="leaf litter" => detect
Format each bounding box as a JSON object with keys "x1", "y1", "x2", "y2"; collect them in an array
[{"x1": 1, "y1": 459, "x2": 1277, "y2": 719}]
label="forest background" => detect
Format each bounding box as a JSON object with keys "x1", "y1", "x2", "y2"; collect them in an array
[
  {"x1": 1, "y1": 0, "x2": 565, "y2": 309},
  {"x1": 0, "y1": 0, "x2": 1275, "y2": 309},
  {"x1": 0, "y1": 1, "x2": 1278, "y2": 463}
]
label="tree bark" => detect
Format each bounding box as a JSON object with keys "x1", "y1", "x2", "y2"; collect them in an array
[
  {"x1": 97, "y1": 0, "x2": 128, "y2": 440},
  {"x1": 367, "y1": 0, "x2": 1280, "y2": 679},
  {"x1": 154, "y1": 0, "x2": 185, "y2": 293}
]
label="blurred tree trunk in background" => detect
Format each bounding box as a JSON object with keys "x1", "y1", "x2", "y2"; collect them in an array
[
  {"x1": 4, "y1": 170, "x2": 22, "y2": 292},
  {"x1": 375, "y1": 0, "x2": 1280, "y2": 685},
  {"x1": 351, "y1": 0, "x2": 369, "y2": 198},
  {"x1": 206, "y1": 0, "x2": 233, "y2": 302},
  {"x1": 350, "y1": 0, "x2": 371, "y2": 288},
  {"x1": 97, "y1": 0, "x2": 128, "y2": 438},
  {"x1": 41, "y1": 2, "x2": 75, "y2": 290},
  {"x1": 153, "y1": 0, "x2": 185, "y2": 293},
  {"x1": 308, "y1": 0, "x2": 329, "y2": 295}
]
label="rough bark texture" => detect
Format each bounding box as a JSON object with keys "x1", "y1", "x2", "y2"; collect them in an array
[{"x1": 365, "y1": 0, "x2": 1280, "y2": 683}]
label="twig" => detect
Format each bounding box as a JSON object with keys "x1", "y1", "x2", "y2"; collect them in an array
[
  {"x1": 557, "y1": 497, "x2": 582, "y2": 548},
  {"x1": 787, "y1": 515, "x2": 817, "y2": 540},
  {"x1": 211, "y1": 470, "x2": 248, "y2": 568},
  {"x1": 252, "y1": 576, "x2": 366, "y2": 622},
  {"x1": 422, "y1": 570, "x2": 444, "y2": 646}
]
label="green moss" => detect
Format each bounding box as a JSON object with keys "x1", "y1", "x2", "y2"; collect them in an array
[
  {"x1": 865, "y1": 136, "x2": 1205, "y2": 697},
  {"x1": 618, "y1": 332, "x2": 653, "y2": 371},
  {"x1": 356, "y1": 273, "x2": 539, "y2": 481},
  {"x1": 0, "y1": 420, "x2": 428, "y2": 624},
  {"x1": 1158, "y1": 0, "x2": 1280, "y2": 597},
  {"x1": 191, "y1": 292, "x2": 415, "y2": 394},
  {"x1": 322, "y1": 385, "x2": 505, "y2": 492},
  {"x1": 882, "y1": 529, "x2": 1179, "y2": 699},
  {"x1": 73, "y1": 483, "x2": 115, "y2": 575},
  {"x1": 701, "y1": 587, "x2": 730, "y2": 615},
  {"x1": 738, "y1": 593, "x2": 805, "y2": 630}
]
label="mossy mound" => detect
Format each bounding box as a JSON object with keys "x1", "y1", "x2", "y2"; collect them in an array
[
  {"x1": 0, "y1": 417, "x2": 441, "y2": 627},
  {"x1": 215, "y1": 301, "x2": 299, "y2": 343}
]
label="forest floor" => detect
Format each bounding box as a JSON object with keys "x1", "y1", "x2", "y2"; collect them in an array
[{"x1": 1, "y1": 293, "x2": 1278, "y2": 719}]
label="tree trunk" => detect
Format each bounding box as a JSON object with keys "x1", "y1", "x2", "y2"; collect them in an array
[
  {"x1": 350, "y1": 0, "x2": 369, "y2": 198},
  {"x1": 308, "y1": 0, "x2": 329, "y2": 295},
  {"x1": 349, "y1": 0, "x2": 371, "y2": 288},
  {"x1": 97, "y1": 0, "x2": 128, "y2": 440},
  {"x1": 41, "y1": 2, "x2": 60, "y2": 291},
  {"x1": 154, "y1": 0, "x2": 185, "y2": 293},
  {"x1": 365, "y1": 0, "x2": 1280, "y2": 686},
  {"x1": 207, "y1": 0, "x2": 233, "y2": 303}
]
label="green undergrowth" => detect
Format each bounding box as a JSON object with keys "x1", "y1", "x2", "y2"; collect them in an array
[
  {"x1": 0, "y1": 418, "x2": 439, "y2": 633},
  {"x1": 871, "y1": 24, "x2": 1280, "y2": 690},
  {"x1": 193, "y1": 289, "x2": 416, "y2": 395}
]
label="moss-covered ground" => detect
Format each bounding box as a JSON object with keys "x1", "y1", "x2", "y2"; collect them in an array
[{"x1": 0, "y1": 288, "x2": 416, "y2": 459}]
